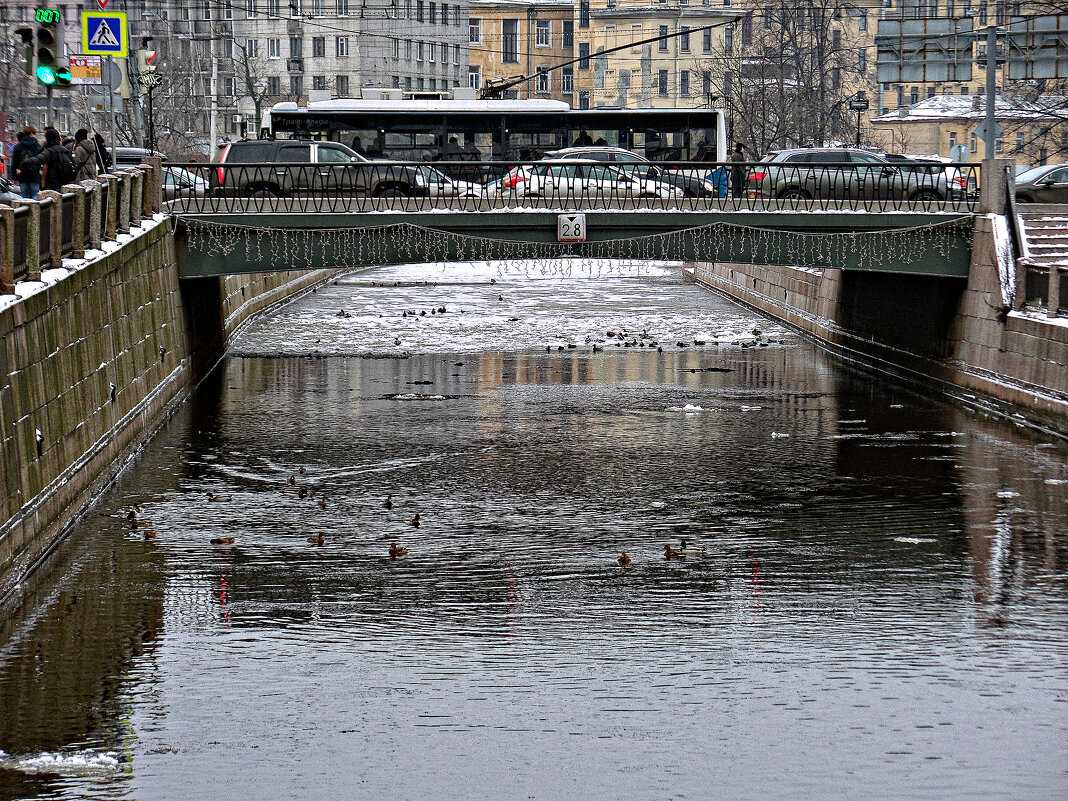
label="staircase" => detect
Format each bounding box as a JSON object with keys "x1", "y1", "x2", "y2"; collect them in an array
[{"x1": 1018, "y1": 210, "x2": 1068, "y2": 268}]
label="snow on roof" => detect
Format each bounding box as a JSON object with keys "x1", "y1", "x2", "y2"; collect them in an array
[{"x1": 873, "y1": 93, "x2": 1068, "y2": 123}]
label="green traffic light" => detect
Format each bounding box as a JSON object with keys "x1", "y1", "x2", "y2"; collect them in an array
[
  {"x1": 36, "y1": 64, "x2": 56, "y2": 85},
  {"x1": 55, "y1": 68, "x2": 71, "y2": 84}
]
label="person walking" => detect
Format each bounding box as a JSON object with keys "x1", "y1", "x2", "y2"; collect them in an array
[
  {"x1": 72, "y1": 129, "x2": 99, "y2": 182},
  {"x1": 24, "y1": 128, "x2": 77, "y2": 191},
  {"x1": 729, "y1": 142, "x2": 748, "y2": 198},
  {"x1": 10, "y1": 126, "x2": 43, "y2": 198},
  {"x1": 93, "y1": 132, "x2": 112, "y2": 174}
]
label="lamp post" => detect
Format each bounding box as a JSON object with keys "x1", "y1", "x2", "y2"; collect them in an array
[{"x1": 849, "y1": 94, "x2": 870, "y2": 148}]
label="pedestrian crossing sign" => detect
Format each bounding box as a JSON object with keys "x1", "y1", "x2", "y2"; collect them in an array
[{"x1": 81, "y1": 11, "x2": 127, "y2": 57}]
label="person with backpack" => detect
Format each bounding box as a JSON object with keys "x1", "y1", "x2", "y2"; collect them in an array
[
  {"x1": 24, "y1": 128, "x2": 77, "y2": 191},
  {"x1": 9, "y1": 126, "x2": 43, "y2": 198},
  {"x1": 72, "y1": 129, "x2": 98, "y2": 182}
]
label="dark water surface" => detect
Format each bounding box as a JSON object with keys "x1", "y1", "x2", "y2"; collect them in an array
[{"x1": 1, "y1": 261, "x2": 1066, "y2": 800}]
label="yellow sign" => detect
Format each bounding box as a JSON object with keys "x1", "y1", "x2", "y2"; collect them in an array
[{"x1": 81, "y1": 11, "x2": 127, "y2": 57}]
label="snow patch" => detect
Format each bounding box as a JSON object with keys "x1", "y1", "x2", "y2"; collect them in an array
[
  {"x1": 666, "y1": 403, "x2": 706, "y2": 413},
  {"x1": 990, "y1": 213, "x2": 1016, "y2": 309},
  {"x1": 0, "y1": 749, "x2": 122, "y2": 776}
]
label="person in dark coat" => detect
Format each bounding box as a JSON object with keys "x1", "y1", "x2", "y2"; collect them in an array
[
  {"x1": 72, "y1": 129, "x2": 99, "y2": 182},
  {"x1": 24, "y1": 128, "x2": 73, "y2": 191},
  {"x1": 94, "y1": 132, "x2": 112, "y2": 174},
  {"x1": 729, "y1": 142, "x2": 748, "y2": 197},
  {"x1": 10, "y1": 126, "x2": 42, "y2": 198}
]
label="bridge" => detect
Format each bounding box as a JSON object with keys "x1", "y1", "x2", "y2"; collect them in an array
[{"x1": 164, "y1": 160, "x2": 981, "y2": 280}]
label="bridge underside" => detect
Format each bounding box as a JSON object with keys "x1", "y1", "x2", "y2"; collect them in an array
[{"x1": 175, "y1": 210, "x2": 975, "y2": 279}]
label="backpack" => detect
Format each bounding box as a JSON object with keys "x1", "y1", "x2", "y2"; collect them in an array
[{"x1": 48, "y1": 145, "x2": 77, "y2": 185}]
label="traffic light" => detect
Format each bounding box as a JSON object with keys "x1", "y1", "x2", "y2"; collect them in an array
[
  {"x1": 136, "y1": 49, "x2": 158, "y2": 75},
  {"x1": 35, "y1": 8, "x2": 59, "y2": 86},
  {"x1": 14, "y1": 26, "x2": 34, "y2": 76}
]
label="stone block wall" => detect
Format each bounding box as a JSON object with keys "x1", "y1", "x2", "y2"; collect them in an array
[{"x1": 1, "y1": 218, "x2": 344, "y2": 601}]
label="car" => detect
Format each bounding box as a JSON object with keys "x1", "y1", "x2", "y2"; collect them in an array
[
  {"x1": 415, "y1": 165, "x2": 483, "y2": 198},
  {"x1": 211, "y1": 139, "x2": 429, "y2": 198},
  {"x1": 1014, "y1": 163, "x2": 1068, "y2": 203},
  {"x1": 113, "y1": 146, "x2": 167, "y2": 165},
  {"x1": 493, "y1": 160, "x2": 681, "y2": 201},
  {"x1": 750, "y1": 147, "x2": 961, "y2": 202},
  {"x1": 161, "y1": 166, "x2": 208, "y2": 201},
  {"x1": 884, "y1": 153, "x2": 975, "y2": 197},
  {"x1": 542, "y1": 146, "x2": 715, "y2": 197}
]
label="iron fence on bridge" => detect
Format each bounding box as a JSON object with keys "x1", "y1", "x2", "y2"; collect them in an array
[{"x1": 165, "y1": 159, "x2": 981, "y2": 215}]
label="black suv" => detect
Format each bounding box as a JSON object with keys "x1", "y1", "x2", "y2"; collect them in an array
[{"x1": 211, "y1": 139, "x2": 429, "y2": 198}]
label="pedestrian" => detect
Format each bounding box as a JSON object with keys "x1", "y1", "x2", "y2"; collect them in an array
[
  {"x1": 10, "y1": 126, "x2": 43, "y2": 199},
  {"x1": 729, "y1": 142, "x2": 748, "y2": 197},
  {"x1": 72, "y1": 129, "x2": 98, "y2": 182},
  {"x1": 94, "y1": 132, "x2": 112, "y2": 174},
  {"x1": 24, "y1": 128, "x2": 77, "y2": 191}
]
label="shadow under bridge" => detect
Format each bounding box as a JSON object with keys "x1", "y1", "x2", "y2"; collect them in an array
[{"x1": 174, "y1": 210, "x2": 976, "y2": 279}]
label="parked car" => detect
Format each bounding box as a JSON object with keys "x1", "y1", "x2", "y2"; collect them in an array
[
  {"x1": 884, "y1": 153, "x2": 975, "y2": 197},
  {"x1": 750, "y1": 147, "x2": 962, "y2": 202},
  {"x1": 492, "y1": 160, "x2": 682, "y2": 200},
  {"x1": 542, "y1": 146, "x2": 716, "y2": 197},
  {"x1": 211, "y1": 139, "x2": 429, "y2": 198},
  {"x1": 113, "y1": 146, "x2": 167, "y2": 165},
  {"x1": 1014, "y1": 163, "x2": 1068, "y2": 203},
  {"x1": 162, "y1": 166, "x2": 208, "y2": 201}
]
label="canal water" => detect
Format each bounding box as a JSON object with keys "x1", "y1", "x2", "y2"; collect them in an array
[{"x1": 1, "y1": 261, "x2": 1066, "y2": 800}]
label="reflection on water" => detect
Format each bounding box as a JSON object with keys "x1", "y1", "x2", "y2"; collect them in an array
[{"x1": 1, "y1": 262, "x2": 1066, "y2": 800}]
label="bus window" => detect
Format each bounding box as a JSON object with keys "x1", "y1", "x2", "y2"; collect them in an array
[
  {"x1": 689, "y1": 127, "x2": 718, "y2": 162},
  {"x1": 345, "y1": 129, "x2": 378, "y2": 156}
]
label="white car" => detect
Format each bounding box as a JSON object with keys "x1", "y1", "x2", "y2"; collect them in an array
[
  {"x1": 494, "y1": 160, "x2": 681, "y2": 200},
  {"x1": 416, "y1": 165, "x2": 483, "y2": 198},
  {"x1": 162, "y1": 166, "x2": 208, "y2": 200}
]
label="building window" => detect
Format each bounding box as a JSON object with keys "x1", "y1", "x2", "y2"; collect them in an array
[
  {"x1": 536, "y1": 20, "x2": 551, "y2": 48},
  {"x1": 971, "y1": 132, "x2": 978, "y2": 152},
  {"x1": 430, "y1": 78, "x2": 437, "y2": 90},
  {"x1": 897, "y1": 85, "x2": 904, "y2": 105},
  {"x1": 336, "y1": 36, "x2": 349, "y2": 57},
  {"x1": 312, "y1": 37, "x2": 326, "y2": 57},
  {"x1": 742, "y1": 14, "x2": 752, "y2": 46},
  {"x1": 703, "y1": 70, "x2": 711, "y2": 95},
  {"x1": 979, "y1": 1, "x2": 988, "y2": 24},
  {"x1": 578, "y1": 42, "x2": 591, "y2": 69},
  {"x1": 267, "y1": 0, "x2": 280, "y2": 14},
  {"x1": 562, "y1": 67, "x2": 574, "y2": 93},
  {"x1": 454, "y1": 6, "x2": 460, "y2": 25},
  {"x1": 563, "y1": 20, "x2": 574, "y2": 49},
  {"x1": 245, "y1": 38, "x2": 259, "y2": 58},
  {"x1": 503, "y1": 19, "x2": 519, "y2": 63},
  {"x1": 469, "y1": 64, "x2": 482, "y2": 89},
  {"x1": 831, "y1": 68, "x2": 840, "y2": 89},
  {"x1": 858, "y1": 48, "x2": 866, "y2": 73},
  {"x1": 312, "y1": 0, "x2": 324, "y2": 13},
  {"x1": 536, "y1": 69, "x2": 549, "y2": 93},
  {"x1": 246, "y1": 0, "x2": 256, "y2": 17},
  {"x1": 417, "y1": 0, "x2": 424, "y2": 21},
  {"x1": 579, "y1": 89, "x2": 590, "y2": 109},
  {"x1": 405, "y1": 39, "x2": 412, "y2": 59},
  {"x1": 927, "y1": 86, "x2": 936, "y2": 98},
  {"x1": 267, "y1": 76, "x2": 280, "y2": 95},
  {"x1": 454, "y1": 44, "x2": 461, "y2": 65},
  {"x1": 392, "y1": 38, "x2": 400, "y2": 58},
  {"x1": 1039, "y1": 147, "x2": 1047, "y2": 164},
  {"x1": 336, "y1": 75, "x2": 349, "y2": 95},
  {"x1": 405, "y1": 0, "x2": 411, "y2": 17},
  {"x1": 1016, "y1": 131, "x2": 1025, "y2": 152},
  {"x1": 703, "y1": 28, "x2": 712, "y2": 53},
  {"x1": 763, "y1": 6, "x2": 772, "y2": 28},
  {"x1": 429, "y1": 41, "x2": 435, "y2": 61},
  {"x1": 470, "y1": 18, "x2": 481, "y2": 44},
  {"x1": 680, "y1": 70, "x2": 690, "y2": 95},
  {"x1": 417, "y1": 40, "x2": 424, "y2": 61},
  {"x1": 658, "y1": 69, "x2": 668, "y2": 95},
  {"x1": 393, "y1": 75, "x2": 400, "y2": 88},
  {"x1": 724, "y1": 27, "x2": 733, "y2": 54},
  {"x1": 268, "y1": 38, "x2": 281, "y2": 57},
  {"x1": 224, "y1": 1, "x2": 233, "y2": 19},
  {"x1": 430, "y1": 1, "x2": 437, "y2": 23},
  {"x1": 313, "y1": 75, "x2": 327, "y2": 90},
  {"x1": 442, "y1": 2, "x2": 448, "y2": 25},
  {"x1": 995, "y1": 137, "x2": 1003, "y2": 154},
  {"x1": 580, "y1": 0, "x2": 589, "y2": 28},
  {"x1": 337, "y1": 0, "x2": 349, "y2": 14},
  {"x1": 961, "y1": 85, "x2": 969, "y2": 95},
  {"x1": 418, "y1": 77, "x2": 425, "y2": 89},
  {"x1": 659, "y1": 25, "x2": 669, "y2": 52},
  {"x1": 290, "y1": 75, "x2": 303, "y2": 96},
  {"x1": 290, "y1": 37, "x2": 303, "y2": 57},
  {"x1": 859, "y1": 11, "x2": 867, "y2": 31},
  {"x1": 680, "y1": 26, "x2": 690, "y2": 53},
  {"x1": 910, "y1": 86, "x2": 919, "y2": 104},
  {"x1": 832, "y1": 28, "x2": 840, "y2": 49},
  {"x1": 405, "y1": 76, "x2": 412, "y2": 89}
]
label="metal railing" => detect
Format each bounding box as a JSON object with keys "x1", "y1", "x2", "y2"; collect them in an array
[{"x1": 166, "y1": 159, "x2": 982, "y2": 215}]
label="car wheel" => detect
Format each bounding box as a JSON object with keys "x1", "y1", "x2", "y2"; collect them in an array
[
  {"x1": 248, "y1": 187, "x2": 278, "y2": 198},
  {"x1": 378, "y1": 188, "x2": 406, "y2": 199},
  {"x1": 911, "y1": 189, "x2": 943, "y2": 203},
  {"x1": 778, "y1": 188, "x2": 811, "y2": 200},
  {"x1": 1015, "y1": 194, "x2": 1035, "y2": 203}
]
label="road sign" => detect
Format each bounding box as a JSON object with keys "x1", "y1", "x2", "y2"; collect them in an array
[
  {"x1": 950, "y1": 143, "x2": 971, "y2": 163},
  {"x1": 81, "y1": 11, "x2": 127, "y2": 57},
  {"x1": 557, "y1": 213, "x2": 586, "y2": 243},
  {"x1": 1007, "y1": 15, "x2": 1068, "y2": 79},
  {"x1": 97, "y1": 0, "x2": 108, "y2": 8},
  {"x1": 849, "y1": 99, "x2": 870, "y2": 112},
  {"x1": 975, "y1": 119, "x2": 1004, "y2": 146},
  {"x1": 69, "y1": 54, "x2": 102, "y2": 85},
  {"x1": 876, "y1": 18, "x2": 974, "y2": 83},
  {"x1": 5, "y1": 142, "x2": 16, "y2": 157}
]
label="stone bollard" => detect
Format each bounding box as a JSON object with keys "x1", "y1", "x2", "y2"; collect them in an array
[
  {"x1": 84, "y1": 180, "x2": 104, "y2": 249},
  {"x1": 141, "y1": 157, "x2": 163, "y2": 215},
  {"x1": 117, "y1": 170, "x2": 132, "y2": 234},
  {"x1": 36, "y1": 190, "x2": 63, "y2": 268},
  {"x1": 0, "y1": 204, "x2": 14, "y2": 294},
  {"x1": 101, "y1": 174, "x2": 119, "y2": 241},
  {"x1": 129, "y1": 169, "x2": 144, "y2": 226},
  {"x1": 64, "y1": 183, "x2": 88, "y2": 258},
  {"x1": 24, "y1": 199, "x2": 42, "y2": 282},
  {"x1": 979, "y1": 158, "x2": 1016, "y2": 216}
]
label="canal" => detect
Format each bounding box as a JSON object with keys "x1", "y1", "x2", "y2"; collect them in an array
[{"x1": 0, "y1": 261, "x2": 1066, "y2": 800}]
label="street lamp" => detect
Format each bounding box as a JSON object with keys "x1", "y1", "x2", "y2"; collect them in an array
[{"x1": 849, "y1": 93, "x2": 870, "y2": 148}]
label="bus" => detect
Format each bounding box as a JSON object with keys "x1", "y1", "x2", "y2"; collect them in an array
[{"x1": 264, "y1": 98, "x2": 728, "y2": 165}]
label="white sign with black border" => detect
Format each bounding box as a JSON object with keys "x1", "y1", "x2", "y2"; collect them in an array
[{"x1": 557, "y1": 213, "x2": 586, "y2": 242}]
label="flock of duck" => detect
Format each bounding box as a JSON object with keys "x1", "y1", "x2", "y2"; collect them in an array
[{"x1": 126, "y1": 479, "x2": 701, "y2": 566}]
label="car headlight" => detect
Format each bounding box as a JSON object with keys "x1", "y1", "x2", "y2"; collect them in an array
[{"x1": 414, "y1": 173, "x2": 427, "y2": 187}]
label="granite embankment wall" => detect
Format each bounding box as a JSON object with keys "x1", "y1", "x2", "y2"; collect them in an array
[
  {"x1": 687, "y1": 215, "x2": 1068, "y2": 435},
  {"x1": 0, "y1": 217, "x2": 339, "y2": 601}
]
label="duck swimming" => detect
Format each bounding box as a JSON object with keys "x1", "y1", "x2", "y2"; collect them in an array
[
  {"x1": 210, "y1": 537, "x2": 235, "y2": 545},
  {"x1": 663, "y1": 544, "x2": 685, "y2": 560},
  {"x1": 307, "y1": 534, "x2": 325, "y2": 546},
  {"x1": 678, "y1": 539, "x2": 705, "y2": 555},
  {"x1": 207, "y1": 491, "x2": 232, "y2": 502},
  {"x1": 618, "y1": 552, "x2": 632, "y2": 566},
  {"x1": 143, "y1": 529, "x2": 157, "y2": 541},
  {"x1": 409, "y1": 514, "x2": 421, "y2": 528},
  {"x1": 389, "y1": 542, "x2": 409, "y2": 558},
  {"x1": 381, "y1": 495, "x2": 393, "y2": 510}
]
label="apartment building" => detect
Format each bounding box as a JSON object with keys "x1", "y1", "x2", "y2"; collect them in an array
[{"x1": 468, "y1": 0, "x2": 576, "y2": 103}]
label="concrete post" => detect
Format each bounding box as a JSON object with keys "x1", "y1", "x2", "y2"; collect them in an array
[
  {"x1": 129, "y1": 169, "x2": 143, "y2": 226},
  {"x1": 36, "y1": 191, "x2": 64, "y2": 269},
  {"x1": 85, "y1": 180, "x2": 103, "y2": 249},
  {"x1": 1014, "y1": 258, "x2": 1029, "y2": 311},
  {"x1": 102, "y1": 174, "x2": 118, "y2": 241},
  {"x1": 117, "y1": 171, "x2": 132, "y2": 234},
  {"x1": 141, "y1": 157, "x2": 163, "y2": 215},
  {"x1": 24, "y1": 199, "x2": 41, "y2": 282},
  {"x1": 64, "y1": 183, "x2": 87, "y2": 258},
  {"x1": 1049, "y1": 266, "x2": 1061, "y2": 319},
  {"x1": 979, "y1": 158, "x2": 1015, "y2": 215},
  {"x1": 0, "y1": 204, "x2": 14, "y2": 294}
]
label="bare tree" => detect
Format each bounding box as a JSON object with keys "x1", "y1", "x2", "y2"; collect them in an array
[{"x1": 231, "y1": 41, "x2": 270, "y2": 137}]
